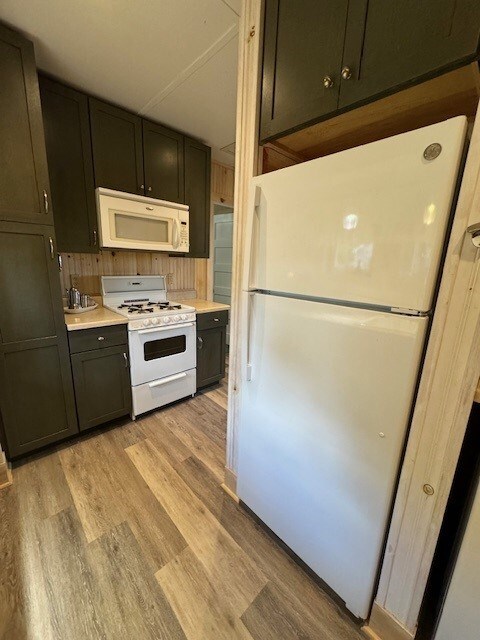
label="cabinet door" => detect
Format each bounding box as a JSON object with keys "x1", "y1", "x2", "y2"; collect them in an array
[
  {"x1": 0, "y1": 222, "x2": 78, "y2": 457},
  {"x1": 71, "y1": 345, "x2": 131, "y2": 431},
  {"x1": 339, "y1": 0, "x2": 480, "y2": 109},
  {"x1": 184, "y1": 137, "x2": 211, "y2": 258},
  {"x1": 260, "y1": 0, "x2": 349, "y2": 142},
  {"x1": 143, "y1": 120, "x2": 184, "y2": 202},
  {"x1": 40, "y1": 77, "x2": 98, "y2": 253},
  {"x1": 89, "y1": 98, "x2": 144, "y2": 195},
  {"x1": 0, "y1": 25, "x2": 52, "y2": 224},
  {"x1": 196, "y1": 327, "x2": 226, "y2": 389}
]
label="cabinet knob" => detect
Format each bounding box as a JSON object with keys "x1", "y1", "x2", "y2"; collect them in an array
[
  {"x1": 323, "y1": 75, "x2": 334, "y2": 89},
  {"x1": 147, "y1": 186, "x2": 152, "y2": 192},
  {"x1": 98, "y1": 336, "x2": 105, "y2": 341},
  {"x1": 140, "y1": 184, "x2": 145, "y2": 190},
  {"x1": 341, "y1": 66, "x2": 352, "y2": 80}
]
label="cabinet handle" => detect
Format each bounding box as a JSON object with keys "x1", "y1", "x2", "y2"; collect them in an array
[
  {"x1": 93, "y1": 229, "x2": 97, "y2": 246},
  {"x1": 49, "y1": 237, "x2": 54, "y2": 259},
  {"x1": 341, "y1": 66, "x2": 352, "y2": 80},
  {"x1": 323, "y1": 75, "x2": 334, "y2": 89},
  {"x1": 58, "y1": 254, "x2": 63, "y2": 271},
  {"x1": 43, "y1": 190, "x2": 49, "y2": 214},
  {"x1": 197, "y1": 336, "x2": 204, "y2": 350},
  {"x1": 123, "y1": 352, "x2": 128, "y2": 368},
  {"x1": 97, "y1": 336, "x2": 105, "y2": 341}
]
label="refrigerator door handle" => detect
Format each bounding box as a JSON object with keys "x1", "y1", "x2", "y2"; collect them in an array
[
  {"x1": 246, "y1": 291, "x2": 255, "y2": 381},
  {"x1": 243, "y1": 184, "x2": 262, "y2": 291}
]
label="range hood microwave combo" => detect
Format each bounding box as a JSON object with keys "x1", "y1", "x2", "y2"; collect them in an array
[{"x1": 96, "y1": 187, "x2": 190, "y2": 253}]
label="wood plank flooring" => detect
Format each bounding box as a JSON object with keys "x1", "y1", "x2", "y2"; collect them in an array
[{"x1": 0, "y1": 372, "x2": 364, "y2": 640}]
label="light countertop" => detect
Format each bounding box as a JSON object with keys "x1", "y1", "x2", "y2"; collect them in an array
[
  {"x1": 65, "y1": 306, "x2": 127, "y2": 331},
  {"x1": 65, "y1": 298, "x2": 229, "y2": 331},
  {"x1": 178, "y1": 299, "x2": 230, "y2": 314}
]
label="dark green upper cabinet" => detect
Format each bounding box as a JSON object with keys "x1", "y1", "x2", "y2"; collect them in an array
[
  {"x1": 260, "y1": 0, "x2": 480, "y2": 142},
  {"x1": 184, "y1": 137, "x2": 211, "y2": 258},
  {"x1": 339, "y1": 0, "x2": 480, "y2": 109},
  {"x1": 143, "y1": 120, "x2": 185, "y2": 202},
  {"x1": 40, "y1": 77, "x2": 98, "y2": 253},
  {"x1": 0, "y1": 24, "x2": 52, "y2": 224},
  {"x1": 260, "y1": 0, "x2": 349, "y2": 141},
  {"x1": 90, "y1": 98, "x2": 144, "y2": 195},
  {"x1": 0, "y1": 223, "x2": 78, "y2": 457}
]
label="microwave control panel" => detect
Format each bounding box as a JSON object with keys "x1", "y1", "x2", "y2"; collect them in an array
[{"x1": 178, "y1": 210, "x2": 189, "y2": 251}]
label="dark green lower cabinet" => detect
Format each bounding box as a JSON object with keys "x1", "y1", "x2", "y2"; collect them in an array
[
  {"x1": 0, "y1": 222, "x2": 78, "y2": 458},
  {"x1": 71, "y1": 343, "x2": 131, "y2": 431},
  {"x1": 0, "y1": 339, "x2": 78, "y2": 458},
  {"x1": 196, "y1": 311, "x2": 228, "y2": 389}
]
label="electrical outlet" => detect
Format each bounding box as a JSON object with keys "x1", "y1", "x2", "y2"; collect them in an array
[
  {"x1": 70, "y1": 274, "x2": 80, "y2": 289},
  {"x1": 166, "y1": 273, "x2": 174, "y2": 287}
]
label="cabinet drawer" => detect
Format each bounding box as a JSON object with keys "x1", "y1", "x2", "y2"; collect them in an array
[
  {"x1": 68, "y1": 324, "x2": 128, "y2": 354},
  {"x1": 196, "y1": 310, "x2": 229, "y2": 331}
]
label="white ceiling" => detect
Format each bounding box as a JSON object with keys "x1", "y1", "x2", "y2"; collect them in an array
[{"x1": 0, "y1": 0, "x2": 239, "y2": 165}]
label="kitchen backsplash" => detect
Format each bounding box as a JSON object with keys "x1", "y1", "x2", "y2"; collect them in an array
[{"x1": 60, "y1": 250, "x2": 200, "y2": 298}]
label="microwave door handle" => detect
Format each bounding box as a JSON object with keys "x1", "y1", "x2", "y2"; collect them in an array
[
  {"x1": 243, "y1": 184, "x2": 262, "y2": 292},
  {"x1": 173, "y1": 219, "x2": 181, "y2": 250}
]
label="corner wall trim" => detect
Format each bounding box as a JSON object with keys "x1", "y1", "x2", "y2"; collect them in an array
[{"x1": 362, "y1": 603, "x2": 414, "y2": 640}]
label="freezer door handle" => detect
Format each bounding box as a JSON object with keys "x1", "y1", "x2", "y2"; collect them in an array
[{"x1": 243, "y1": 184, "x2": 262, "y2": 291}]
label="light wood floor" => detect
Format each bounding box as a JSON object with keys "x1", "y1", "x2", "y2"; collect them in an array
[{"x1": 0, "y1": 372, "x2": 364, "y2": 640}]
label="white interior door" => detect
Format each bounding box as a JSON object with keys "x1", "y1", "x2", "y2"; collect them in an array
[
  {"x1": 248, "y1": 117, "x2": 466, "y2": 312},
  {"x1": 435, "y1": 478, "x2": 480, "y2": 640},
  {"x1": 213, "y1": 207, "x2": 233, "y2": 344},
  {"x1": 237, "y1": 294, "x2": 428, "y2": 618}
]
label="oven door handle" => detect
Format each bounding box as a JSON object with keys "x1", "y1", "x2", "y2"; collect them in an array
[
  {"x1": 148, "y1": 372, "x2": 187, "y2": 388},
  {"x1": 137, "y1": 322, "x2": 195, "y2": 335}
]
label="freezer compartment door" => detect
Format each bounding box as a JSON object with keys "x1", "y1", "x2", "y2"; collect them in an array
[
  {"x1": 237, "y1": 294, "x2": 428, "y2": 618},
  {"x1": 249, "y1": 117, "x2": 466, "y2": 312}
]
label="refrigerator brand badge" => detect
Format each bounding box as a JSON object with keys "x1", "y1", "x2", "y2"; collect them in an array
[{"x1": 423, "y1": 143, "x2": 442, "y2": 161}]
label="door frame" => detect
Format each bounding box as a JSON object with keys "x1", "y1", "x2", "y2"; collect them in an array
[{"x1": 229, "y1": 1, "x2": 480, "y2": 637}]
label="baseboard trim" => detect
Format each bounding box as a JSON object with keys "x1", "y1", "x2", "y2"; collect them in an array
[
  {"x1": 363, "y1": 603, "x2": 414, "y2": 640},
  {"x1": 224, "y1": 466, "x2": 237, "y2": 493},
  {"x1": 0, "y1": 464, "x2": 12, "y2": 490}
]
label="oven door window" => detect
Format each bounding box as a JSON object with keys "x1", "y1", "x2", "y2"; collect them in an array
[
  {"x1": 144, "y1": 335, "x2": 186, "y2": 361},
  {"x1": 114, "y1": 212, "x2": 169, "y2": 244}
]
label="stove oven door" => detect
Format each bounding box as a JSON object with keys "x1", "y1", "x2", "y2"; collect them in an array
[{"x1": 129, "y1": 321, "x2": 196, "y2": 386}]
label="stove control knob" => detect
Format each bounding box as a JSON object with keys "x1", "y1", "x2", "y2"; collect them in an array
[
  {"x1": 143, "y1": 319, "x2": 150, "y2": 327},
  {"x1": 163, "y1": 316, "x2": 170, "y2": 324},
  {"x1": 151, "y1": 318, "x2": 158, "y2": 325},
  {"x1": 173, "y1": 315, "x2": 180, "y2": 323},
  {"x1": 181, "y1": 314, "x2": 187, "y2": 321}
]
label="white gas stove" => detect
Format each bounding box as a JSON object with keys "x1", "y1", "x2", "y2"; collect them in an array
[{"x1": 102, "y1": 276, "x2": 197, "y2": 419}]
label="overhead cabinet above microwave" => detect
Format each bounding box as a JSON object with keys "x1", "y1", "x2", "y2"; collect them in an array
[
  {"x1": 40, "y1": 81, "x2": 211, "y2": 257},
  {"x1": 96, "y1": 188, "x2": 189, "y2": 253}
]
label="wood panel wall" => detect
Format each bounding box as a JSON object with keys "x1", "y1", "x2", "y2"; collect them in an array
[
  {"x1": 60, "y1": 251, "x2": 197, "y2": 298},
  {"x1": 212, "y1": 160, "x2": 235, "y2": 205},
  {"x1": 59, "y1": 160, "x2": 235, "y2": 300}
]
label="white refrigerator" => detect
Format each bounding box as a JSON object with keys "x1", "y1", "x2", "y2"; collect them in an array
[{"x1": 237, "y1": 117, "x2": 467, "y2": 619}]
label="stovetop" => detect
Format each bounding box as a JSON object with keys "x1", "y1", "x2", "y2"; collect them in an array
[
  {"x1": 104, "y1": 299, "x2": 196, "y2": 319},
  {"x1": 117, "y1": 301, "x2": 184, "y2": 315}
]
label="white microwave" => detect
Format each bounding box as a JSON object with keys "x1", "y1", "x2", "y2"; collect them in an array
[{"x1": 96, "y1": 187, "x2": 189, "y2": 253}]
